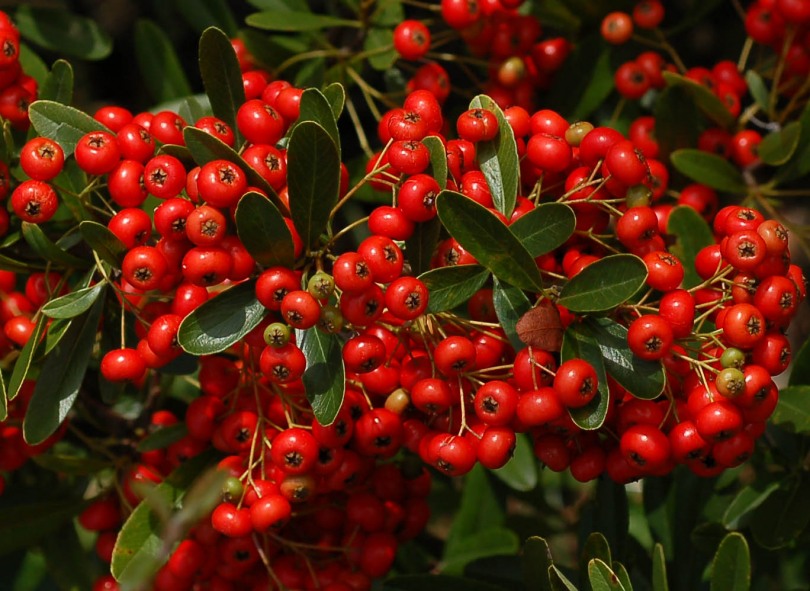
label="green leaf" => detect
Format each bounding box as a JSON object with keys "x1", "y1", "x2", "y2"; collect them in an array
[
  {"x1": 31, "y1": 453, "x2": 112, "y2": 476},
  {"x1": 768, "y1": 386, "x2": 810, "y2": 433},
  {"x1": 299, "y1": 328, "x2": 345, "y2": 426},
  {"x1": 442, "y1": 527, "x2": 520, "y2": 575},
  {"x1": 28, "y1": 100, "x2": 110, "y2": 157},
  {"x1": 550, "y1": 566, "x2": 579, "y2": 591},
  {"x1": 137, "y1": 423, "x2": 189, "y2": 452},
  {"x1": 419, "y1": 265, "x2": 489, "y2": 314},
  {"x1": 15, "y1": 5, "x2": 112, "y2": 60},
  {"x1": 365, "y1": 28, "x2": 397, "y2": 71},
  {"x1": 40, "y1": 522, "x2": 94, "y2": 591},
  {"x1": 558, "y1": 254, "x2": 647, "y2": 313},
  {"x1": 40, "y1": 60, "x2": 73, "y2": 105},
  {"x1": 789, "y1": 338, "x2": 810, "y2": 385},
  {"x1": 371, "y1": 0, "x2": 405, "y2": 26},
  {"x1": 22, "y1": 295, "x2": 104, "y2": 445},
  {"x1": 745, "y1": 70, "x2": 769, "y2": 113},
  {"x1": 588, "y1": 559, "x2": 626, "y2": 591},
  {"x1": 667, "y1": 205, "x2": 715, "y2": 289},
  {"x1": 41, "y1": 282, "x2": 105, "y2": 319},
  {"x1": 0, "y1": 497, "x2": 87, "y2": 555},
  {"x1": 199, "y1": 27, "x2": 246, "y2": 148},
  {"x1": 652, "y1": 543, "x2": 669, "y2": 591},
  {"x1": 6, "y1": 314, "x2": 47, "y2": 404},
  {"x1": 18, "y1": 42, "x2": 48, "y2": 88},
  {"x1": 774, "y1": 100, "x2": 810, "y2": 183},
  {"x1": 654, "y1": 84, "x2": 701, "y2": 158},
  {"x1": 80, "y1": 220, "x2": 127, "y2": 268},
  {"x1": 0, "y1": 369, "x2": 5, "y2": 422},
  {"x1": 585, "y1": 317, "x2": 665, "y2": 400},
  {"x1": 183, "y1": 127, "x2": 282, "y2": 210},
  {"x1": 178, "y1": 280, "x2": 267, "y2": 355},
  {"x1": 522, "y1": 537, "x2": 553, "y2": 591},
  {"x1": 571, "y1": 49, "x2": 614, "y2": 121},
  {"x1": 423, "y1": 135, "x2": 448, "y2": 189},
  {"x1": 490, "y1": 433, "x2": 537, "y2": 491},
  {"x1": 111, "y1": 451, "x2": 217, "y2": 583},
  {"x1": 294, "y1": 88, "x2": 340, "y2": 154},
  {"x1": 662, "y1": 72, "x2": 735, "y2": 129},
  {"x1": 750, "y1": 472, "x2": 810, "y2": 549},
  {"x1": 509, "y1": 203, "x2": 576, "y2": 257},
  {"x1": 612, "y1": 563, "x2": 632, "y2": 591},
  {"x1": 0, "y1": 252, "x2": 45, "y2": 274},
  {"x1": 134, "y1": 19, "x2": 193, "y2": 104},
  {"x1": 383, "y1": 575, "x2": 509, "y2": 591},
  {"x1": 670, "y1": 149, "x2": 747, "y2": 195},
  {"x1": 581, "y1": 532, "x2": 612, "y2": 578},
  {"x1": 722, "y1": 481, "x2": 780, "y2": 529},
  {"x1": 246, "y1": 11, "x2": 360, "y2": 31},
  {"x1": 492, "y1": 278, "x2": 532, "y2": 351},
  {"x1": 757, "y1": 121, "x2": 801, "y2": 166},
  {"x1": 288, "y1": 121, "x2": 341, "y2": 248},
  {"x1": 469, "y1": 95, "x2": 519, "y2": 217},
  {"x1": 21, "y1": 223, "x2": 90, "y2": 269},
  {"x1": 323, "y1": 83, "x2": 345, "y2": 119},
  {"x1": 446, "y1": 465, "x2": 504, "y2": 557},
  {"x1": 437, "y1": 191, "x2": 542, "y2": 292},
  {"x1": 561, "y1": 324, "x2": 610, "y2": 430},
  {"x1": 405, "y1": 218, "x2": 441, "y2": 276},
  {"x1": 710, "y1": 533, "x2": 750, "y2": 591},
  {"x1": 174, "y1": 0, "x2": 238, "y2": 36},
  {"x1": 235, "y1": 191, "x2": 295, "y2": 268}
]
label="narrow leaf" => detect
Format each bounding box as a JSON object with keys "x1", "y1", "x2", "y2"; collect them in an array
[
  {"x1": 323, "y1": 82, "x2": 345, "y2": 119},
  {"x1": 41, "y1": 282, "x2": 105, "y2": 319},
  {"x1": 768, "y1": 385, "x2": 810, "y2": 433},
  {"x1": 300, "y1": 328, "x2": 346, "y2": 426},
  {"x1": 23, "y1": 296, "x2": 104, "y2": 445},
  {"x1": 0, "y1": 497, "x2": 87, "y2": 555},
  {"x1": 383, "y1": 575, "x2": 509, "y2": 591},
  {"x1": 294, "y1": 88, "x2": 340, "y2": 154},
  {"x1": 745, "y1": 70, "x2": 769, "y2": 113},
  {"x1": 469, "y1": 95, "x2": 519, "y2": 217},
  {"x1": 41, "y1": 521, "x2": 94, "y2": 591},
  {"x1": 654, "y1": 84, "x2": 701, "y2": 158},
  {"x1": 135, "y1": 19, "x2": 193, "y2": 103},
  {"x1": 652, "y1": 543, "x2": 669, "y2": 591},
  {"x1": 710, "y1": 533, "x2": 750, "y2": 591},
  {"x1": 174, "y1": 0, "x2": 238, "y2": 36},
  {"x1": 549, "y1": 566, "x2": 579, "y2": 591},
  {"x1": 420, "y1": 265, "x2": 489, "y2": 313},
  {"x1": 40, "y1": 59, "x2": 73, "y2": 105},
  {"x1": 405, "y1": 218, "x2": 441, "y2": 276},
  {"x1": 662, "y1": 72, "x2": 735, "y2": 129},
  {"x1": 667, "y1": 205, "x2": 714, "y2": 289},
  {"x1": 80, "y1": 220, "x2": 127, "y2": 267},
  {"x1": 288, "y1": 121, "x2": 341, "y2": 248},
  {"x1": 235, "y1": 191, "x2": 295, "y2": 267},
  {"x1": 28, "y1": 100, "x2": 109, "y2": 157},
  {"x1": 15, "y1": 5, "x2": 112, "y2": 60},
  {"x1": 492, "y1": 278, "x2": 531, "y2": 351},
  {"x1": 7, "y1": 314, "x2": 47, "y2": 403},
  {"x1": 199, "y1": 27, "x2": 246, "y2": 148},
  {"x1": 365, "y1": 28, "x2": 397, "y2": 71},
  {"x1": 21, "y1": 222, "x2": 90, "y2": 269},
  {"x1": 670, "y1": 149, "x2": 748, "y2": 195},
  {"x1": 522, "y1": 537, "x2": 553, "y2": 591},
  {"x1": 509, "y1": 203, "x2": 576, "y2": 257},
  {"x1": 774, "y1": 99, "x2": 810, "y2": 183},
  {"x1": 32, "y1": 453, "x2": 112, "y2": 476},
  {"x1": 789, "y1": 338, "x2": 810, "y2": 385},
  {"x1": 246, "y1": 11, "x2": 360, "y2": 31},
  {"x1": 445, "y1": 465, "x2": 505, "y2": 557},
  {"x1": 442, "y1": 527, "x2": 520, "y2": 575},
  {"x1": 722, "y1": 481, "x2": 779, "y2": 529},
  {"x1": 178, "y1": 279, "x2": 268, "y2": 355},
  {"x1": 589, "y1": 559, "x2": 626, "y2": 591},
  {"x1": 137, "y1": 423, "x2": 189, "y2": 452},
  {"x1": 491, "y1": 433, "x2": 537, "y2": 491},
  {"x1": 558, "y1": 254, "x2": 647, "y2": 313},
  {"x1": 423, "y1": 135, "x2": 448, "y2": 188},
  {"x1": 750, "y1": 472, "x2": 810, "y2": 549},
  {"x1": 757, "y1": 121, "x2": 801, "y2": 166},
  {"x1": 437, "y1": 191, "x2": 542, "y2": 292},
  {"x1": 561, "y1": 324, "x2": 610, "y2": 430},
  {"x1": 571, "y1": 49, "x2": 614, "y2": 120},
  {"x1": 0, "y1": 369, "x2": 5, "y2": 421}
]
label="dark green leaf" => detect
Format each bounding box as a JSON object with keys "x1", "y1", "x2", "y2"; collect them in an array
[
  {"x1": 28, "y1": 100, "x2": 109, "y2": 157},
  {"x1": 587, "y1": 478, "x2": 629, "y2": 562},
  {"x1": 423, "y1": 135, "x2": 448, "y2": 188},
  {"x1": 288, "y1": 121, "x2": 341, "y2": 248},
  {"x1": 137, "y1": 423, "x2": 189, "y2": 453},
  {"x1": 774, "y1": 100, "x2": 810, "y2": 183},
  {"x1": 654, "y1": 84, "x2": 701, "y2": 158},
  {"x1": 469, "y1": 95, "x2": 519, "y2": 217},
  {"x1": 550, "y1": 566, "x2": 579, "y2": 591},
  {"x1": 662, "y1": 72, "x2": 735, "y2": 129},
  {"x1": 585, "y1": 317, "x2": 665, "y2": 400},
  {"x1": 442, "y1": 527, "x2": 520, "y2": 575},
  {"x1": 41, "y1": 282, "x2": 105, "y2": 319},
  {"x1": 235, "y1": 191, "x2": 295, "y2": 268},
  {"x1": 80, "y1": 220, "x2": 127, "y2": 268},
  {"x1": 789, "y1": 338, "x2": 810, "y2": 386},
  {"x1": 21, "y1": 223, "x2": 89, "y2": 269},
  {"x1": 174, "y1": 0, "x2": 238, "y2": 36},
  {"x1": 581, "y1": 533, "x2": 612, "y2": 575},
  {"x1": 561, "y1": 324, "x2": 610, "y2": 430},
  {"x1": 768, "y1": 386, "x2": 810, "y2": 433},
  {"x1": 558, "y1": 254, "x2": 647, "y2": 313},
  {"x1": 15, "y1": 5, "x2": 112, "y2": 60},
  {"x1": 532, "y1": 0, "x2": 580, "y2": 31},
  {"x1": 722, "y1": 481, "x2": 780, "y2": 529},
  {"x1": 490, "y1": 433, "x2": 537, "y2": 492},
  {"x1": 612, "y1": 563, "x2": 632, "y2": 591},
  {"x1": 365, "y1": 28, "x2": 397, "y2": 71},
  {"x1": 667, "y1": 205, "x2": 715, "y2": 289},
  {"x1": 571, "y1": 49, "x2": 614, "y2": 121},
  {"x1": 522, "y1": 537, "x2": 553, "y2": 591},
  {"x1": 183, "y1": 127, "x2": 283, "y2": 210},
  {"x1": 383, "y1": 575, "x2": 509, "y2": 591},
  {"x1": 446, "y1": 465, "x2": 505, "y2": 556},
  {"x1": 7, "y1": 314, "x2": 47, "y2": 404},
  {"x1": 246, "y1": 11, "x2": 360, "y2": 31},
  {"x1": 371, "y1": 0, "x2": 405, "y2": 26},
  {"x1": 0, "y1": 497, "x2": 86, "y2": 555},
  {"x1": 588, "y1": 559, "x2": 626, "y2": 591},
  {"x1": 178, "y1": 280, "x2": 267, "y2": 355},
  {"x1": 199, "y1": 27, "x2": 246, "y2": 148},
  {"x1": 745, "y1": 71, "x2": 769, "y2": 113},
  {"x1": 31, "y1": 453, "x2": 112, "y2": 476},
  {"x1": 710, "y1": 533, "x2": 750, "y2": 591},
  {"x1": 111, "y1": 451, "x2": 217, "y2": 582},
  {"x1": 0, "y1": 369, "x2": 5, "y2": 422},
  {"x1": 134, "y1": 19, "x2": 193, "y2": 104},
  {"x1": 670, "y1": 149, "x2": 748, "y2": 195},
  {"x1": 419, "y1": 265, "x2": 489, "y2": 314},
  {"x1": 405, "y1": 218, "x2": 441, "y2": 276},
  {"x1": 437, "y1": 191, "x2": 542, "y2": 292},
  {"x1": 300, "y1": 328, "x2": 345, "y2": 426},
  {"x1": 492, "y1": 277, "x2": 532, "y2": 351},
  {"x1": 758, "y1": 121, "x2": 801, "y2": 166},
  {"x1": 652, "y1": 543, "x2": 669, "y2": 591},
  {"x1": 40, "y1": 60, "x2": 73, "y2": 105},
  {"x1": 750, "y1": 473, "x2": 810, "y2": 549},
  {"x1": 0, "y1": 252, "x2": 45, "y2": 274},
  {"x1": 22, "y1": 295, "x2": 104, "y2": 445},
  {"x1": 18, "y1": 42, "x2": 48, "y2": 88},
  {"x1": 509, "y1": 203, "x2": 576, "y2": 257},
  {"x1": 323, "y1": 83, "x2": 345, "y2": 119},
  {"x1": 294, "y1": 88, "x2": 340, "y2": 153},
  {"x1": 41, "y1": 522, "x2": 94, "y2": 591}
]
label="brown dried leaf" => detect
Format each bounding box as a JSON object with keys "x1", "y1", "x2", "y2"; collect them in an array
[{"x1": 516, "y1": 302, "x2": 563, "y2": 351}]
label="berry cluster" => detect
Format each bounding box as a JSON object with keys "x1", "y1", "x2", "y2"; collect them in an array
[{"x1": 0, "y1": 12, "x2": 35, "y2": 130}]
